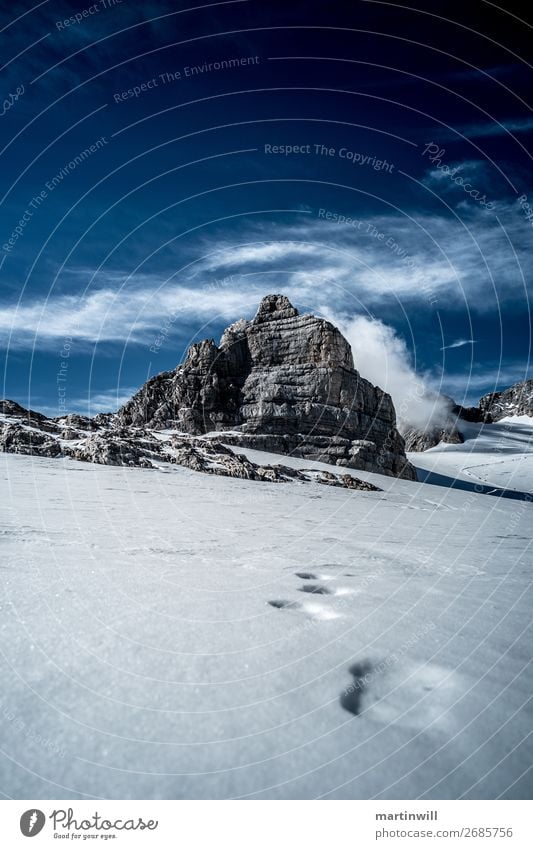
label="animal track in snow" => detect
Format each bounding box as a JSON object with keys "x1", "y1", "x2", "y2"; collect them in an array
[{"x1": 295, "y1": 571, "x2": 317, "y2": 580}]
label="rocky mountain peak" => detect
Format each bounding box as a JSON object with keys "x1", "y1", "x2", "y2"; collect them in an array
[
  {"x1": 185, "y1": 338, "x2": 218, "y2": 365},
  {"x1": 252, "y1": 293, "x2": 299, "y2": 323},
  {"x1": 117, "y1": 294, "x2": 415, "y2": 479}
]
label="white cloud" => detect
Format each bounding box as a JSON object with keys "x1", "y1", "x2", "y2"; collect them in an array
[{"x1": 322, "y1": 310, "x2": 451, "y2": 431}]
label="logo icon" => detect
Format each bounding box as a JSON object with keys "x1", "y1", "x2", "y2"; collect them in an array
[{"x1": 20, "y1": 810, "x2": 45, "y2": 837}]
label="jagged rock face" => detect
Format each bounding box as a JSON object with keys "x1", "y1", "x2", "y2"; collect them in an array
[
  {"x1": 118, "y1": 295, "x2": 415, "y2": 479},
  {"x1": 479, "y1": 379, "x2": 533, "y2": 422}
]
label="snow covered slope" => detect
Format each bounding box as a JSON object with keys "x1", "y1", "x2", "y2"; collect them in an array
[
  {"x1": 409, "y1": 417, "x2": 533, "y2": 497},
  {"x1": 1, "y1": 450, "x2": 531, "y2": 800}
]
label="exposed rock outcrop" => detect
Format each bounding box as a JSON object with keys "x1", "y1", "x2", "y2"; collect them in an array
[
  {"x1": 401, "y1": 395, "x2": 490, "y2": 453},
  {"x1": 0, "y1": 401, "x2": 381, "y2": 491},
  {"x1": 401, "y1": 379, "x2": 533, "y2": 453},
  {"x1": 478, "y1": 379, "x2": 533, "y2": 422},
  {"x1": 118, "y1": 295, "x2": 415, "y2": 479},
  {"x1": 0, "y1": 423, "x2": 62, "y2": 457},
  {"x1": 167, "y1": 435, "x2": 380, "y2": 490},
  {"x1": 66, "y1": 433, "x2": 155, "y2": 468}
]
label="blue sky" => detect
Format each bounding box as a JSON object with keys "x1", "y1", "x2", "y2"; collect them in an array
[{"x1": 1, "y1": 0, "x2": 532, "y2": 416}]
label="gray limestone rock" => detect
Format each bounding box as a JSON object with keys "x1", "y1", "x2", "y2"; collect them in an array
[{"x1": 117, "y1": 295, "x2": 415, "y2": 479}]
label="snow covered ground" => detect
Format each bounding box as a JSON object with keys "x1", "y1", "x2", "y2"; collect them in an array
[
  {"x1": 1, "y1": 427, "x2": 532, "y2": 800},
  {"x1": 409, "y1": 417, "x2": 533, "y2": 498}
]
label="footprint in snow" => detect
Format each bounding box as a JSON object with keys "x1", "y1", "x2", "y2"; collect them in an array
[
  {"x1": 299, "y1": 584, "x2": 332, "y2": 595},
  {"x1": 298, "y1": 581, "x2": 356, "y2": 598},
  {"x1": 340, "y1": 660, "x2": 464, "y2": 732},
  {"x1": 295, "y1": 571, "x2": 317, "y2": 580},
  {"x1": 267, "y1": 598, "x2": 340, "y2": 621},
  {"x1": 340, "y1": 660, "x2": 374, "y2": 716},
  {"x1": 268, "y1": 599, "x2": 298, "y2": 610}
]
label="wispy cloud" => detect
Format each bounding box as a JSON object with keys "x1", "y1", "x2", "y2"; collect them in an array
[
  {"x1": 0, "y1": 279, "x2": 265, "y2": 348},
  {"x1": 440, "y1": 338, "x2": 476, "y2": 351},
  {"x1": 437, "y1": 117, "x2": 533, "y2": 141},
  {"x1": 34, "y1": 386, "x2": 138, "y2": 417},
  {"x1": 440, "y1": 364, "x2": 531, "y2": 405},
  {"x1": 1, "y1": 189, "x2": 531, "y2": 349},
  {"x1": 76, "y1": 387, "x2": 139, "y2": 415},
  {"x1": 422, "y1": 159, "x2": 490, "y2": 190}
]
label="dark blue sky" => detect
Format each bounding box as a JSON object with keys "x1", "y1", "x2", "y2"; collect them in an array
[{"x1": 1, "y1": 0, "x2": 532, "y2": 416}]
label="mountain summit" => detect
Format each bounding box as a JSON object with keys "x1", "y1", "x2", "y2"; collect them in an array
[{"x1": 118, "y1": 295, "x2": 415, "y2": 479}]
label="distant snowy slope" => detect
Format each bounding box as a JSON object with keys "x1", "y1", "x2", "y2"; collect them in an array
[
  {"x1": 0, "y1": 451, "x2": 531, "y2": 800},
  {"x1": 409, "y1": 417, "x2": 533, "y2": 496}
]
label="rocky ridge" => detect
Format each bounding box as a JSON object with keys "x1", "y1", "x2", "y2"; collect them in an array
[
  {"x1": 478, "y1": 379, "x2": 533, "y2": 422},
  {"x1": 0, "y1": 402, "x2": 380, "y2": 491}
]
